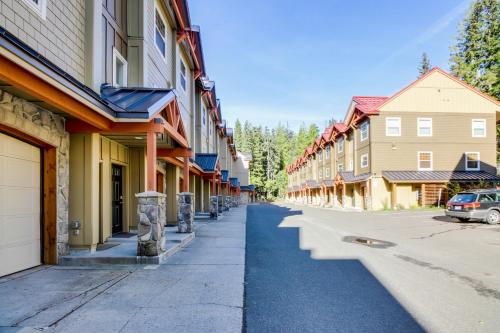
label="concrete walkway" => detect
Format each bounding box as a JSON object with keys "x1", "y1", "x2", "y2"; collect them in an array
[{"x1": 0, "y1": 206, "x2": 246, "y2": 333}]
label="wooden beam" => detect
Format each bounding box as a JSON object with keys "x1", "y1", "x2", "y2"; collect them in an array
[
  {"x1": 146, "y1": 131, "x2": 157, "y2": 191},
  {"x1": 43, "y1": 147, "x2": 57, "y2": 264},
  {"x1": 157, "y1": 148, "x2": 193, "y2": 158},
  {"x1": 0, "y1": 55, "x2": 111, "y2": 130},
  {"x1": 66, "y1": 119, "x2": 164, "y2": 134},
  {"x1": 182, "y1": 157, "x2": 189, "y2": 192}
]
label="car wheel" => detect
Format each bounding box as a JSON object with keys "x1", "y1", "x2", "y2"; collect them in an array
[
  {"x1": 485, "y1": 210, "x2": 500, "y2": 225},
  {"x1": 457, "y1": 217, "x2": 470, "y2": 222}
]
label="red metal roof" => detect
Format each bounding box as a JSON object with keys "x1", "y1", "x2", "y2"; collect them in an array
[{"x1": 352, "y1": 96, "x2": 389, "y2": 114}]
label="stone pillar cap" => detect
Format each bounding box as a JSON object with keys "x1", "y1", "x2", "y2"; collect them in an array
[
  {"x1": 135, "y1": 191, "x2": 167, "y2": 198},
  {"x1": 177, "y1": 192, "x2": 194, "y2": 196}
]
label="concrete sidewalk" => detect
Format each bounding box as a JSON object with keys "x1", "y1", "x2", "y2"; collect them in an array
[{"x1": 0, "y1": 206, "x2": 246, "y2": 333}]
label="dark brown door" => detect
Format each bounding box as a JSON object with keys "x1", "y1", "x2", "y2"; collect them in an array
[
  {"x1": 112, "y1": 165, "x2": 123, "y2": 234},
  {"x1": 157, "y1": 171, "x2": 164, "y2": 193}
]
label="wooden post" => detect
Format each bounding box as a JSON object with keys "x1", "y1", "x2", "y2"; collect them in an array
[
  {"x1": 211, "y1": 174, "x2": 217, "y2": 195},
  {"x1": 421, "y1": 183, "x2": 426, "y2": 207},
  {"x1": 391, "y1": 183, "x2": 397, "y2": 209},
  {"x1": 182, "y1": 156, "x2": 189, "y2": 192},
  {"x1": 146, "y1": 131, "x2": 157, "y2": 191}
]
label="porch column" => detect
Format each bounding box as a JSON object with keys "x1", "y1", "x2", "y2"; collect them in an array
[
  {"x1": 146, "y1": 131, "x2": 157, "y2": 191},
  {"x1": 211, "y1": 174, "x2": 217, "y2": 195},
  {"x1": 421, "y1": 183, "x2": 426, "y2": 207},
  {"x1": 391, "y1": 183, "x2": 398, "y2": 209},
  {"x1": 342, "y1": 183, "x2": 347, "y2": 208},
  {"x1": 365, "y1": 180, "x2": 372, "y2": 210},
  {"x1": 182, "y1": 156, "x2": 189, "y2": 192},
  {"x1": 333, "y1": 185, "x2": 338, "y2": 207}
]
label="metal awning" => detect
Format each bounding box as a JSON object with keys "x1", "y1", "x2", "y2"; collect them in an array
[
  {"x1": 382, "y1": 171, "x2": 500, "y2": 183},
  {"x1": 193, "y1": 153, "x2": 218, "y2": 172}
]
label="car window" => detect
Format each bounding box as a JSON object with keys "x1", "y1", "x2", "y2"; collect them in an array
[
  {"x1": 478, "y1": 193, "x2": 495, "y2": 203},
  {"x1": 450, "y1": 193, "x2": 477, "y2": 203}
]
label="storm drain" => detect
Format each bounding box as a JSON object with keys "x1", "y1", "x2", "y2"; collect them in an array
[{"x1": 342, "y1": 236, "x2": 396, "y2": 249}]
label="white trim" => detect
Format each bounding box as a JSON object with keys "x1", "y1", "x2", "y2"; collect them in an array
[
  {"x1": 465, "y1": 152, "x2": 480, "y2": 171},
  {"x1": 154, "y1": 4, "x2": 168, "y2": 59},
  {"x1": 360, "y1": 153, "x2": 369, "y2": 168},
  {"x1": 23, "y1": 0, "x2": 46, "y2": 19},
  {"x1": 386, "y1": 117, "x2": 401, "y2": 136},
  {"x1": 417, "y1": 151, "x2": 433, "y2": 171},
  {"x1": 417, "y1": 117, "x2": 432, "y2": 137},
  {"x1": 360, "y1": 121, "x2": 369, "y2": 141},
  {"x1": 472, "y1": 119, "x2": 486, "y2": 138},
  {"x1": 112, "y1": 48, "x2": 128, "y2": 87}
]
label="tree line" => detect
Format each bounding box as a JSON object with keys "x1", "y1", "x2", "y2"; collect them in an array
[{"x1": 238, "y1": 0, "x2": 499, "y2": 200}]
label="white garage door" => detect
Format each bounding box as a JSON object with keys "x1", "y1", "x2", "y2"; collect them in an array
[{"x1": 0, "y1": 133, "x2": 41, "y2": 277}]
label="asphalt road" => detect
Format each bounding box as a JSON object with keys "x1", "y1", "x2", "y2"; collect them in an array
[{"x1": 243, "y1": 203, "x2": 500, "y2": 333}]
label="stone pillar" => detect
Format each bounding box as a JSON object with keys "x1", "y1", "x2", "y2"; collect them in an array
[
  {"x1": 224, "y1": 196, "x2": 231, "y2": 211},
  {"x1": 209, "y1": 195, "x2": 218, "y2": 219},
  {"x1": 332, "y1": 195, "x2": 338, "y2": 207},
  {"x1": 177, "y1": 192, "x2": 194, "y2": 233},
  {"x1": 218, "y1": 195, "x2": 223, "y2": 214},
  {"x1": 136, "y1": 191, "x2": 167, "y2": 256}
]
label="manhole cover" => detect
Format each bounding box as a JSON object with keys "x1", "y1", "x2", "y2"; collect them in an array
[{"x1": 342, "y1": 236, "x2": 396, "y2": 249}]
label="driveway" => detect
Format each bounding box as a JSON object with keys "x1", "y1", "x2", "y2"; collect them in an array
[{"x1": 244, "y1": 203, "x2": 500, "y2": 333}]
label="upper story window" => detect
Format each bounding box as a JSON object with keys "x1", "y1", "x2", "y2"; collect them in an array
[
  {"x1": 360, "y1": 122, "x2": 369, "y2": 141},
  {"x1": 325, "y1": 167, "x2": 330, "y2": 178},
  {"x1": 318, "y1": 150, "x2": 323, "y2": 161},
  {"x1": 155, "y1": 7, "x2": 167, "y2": 58},
  {"x1": 338, "y1": 164, "x2": 344, "y2": 172},
  {"x1": 24, "y1": 0, "x2": 46, "y2": 19},
  {"x1": 348, "y1": 159, "x2": 354, "y2": 171},
  {"x1": 417, "y1": 118, "x2": 432, "y2": 137},
  {"x1": 209, "y1": 119, "x2": 212, "y2": 135},
  {"x1": 319, "y1": 169, "x2": 323, "y2": 179},
  {"x1": 112, "y1": 48, "x2": 127, "y2": 87},
  {"x1": 465, "y1": 152, "x2": 480, "y2": 171},
  {"x1": 386, "y1": 117, "x2": 401, "y2": 136},
  {"x1": 202, "y1": 106, "x2": 206, "y2": 125},
  {"x1": 180, "y1": 61, "x2": 187, "y2": 92},
  {"x1": 360, "y1": 153, "x2": 369, "y2": 168},
  {"x1": 325, "y1": 146, "x2": 331, "y2": 159},
  {"x1": 418, "y1": 152, "x2": 432, "y2": 171},
  {"x1": 337, "y1": 138, "x2": 344, "y2": 153},
  {"x1": 472, "y1": 119, "x2": 486, "y2": 137}
]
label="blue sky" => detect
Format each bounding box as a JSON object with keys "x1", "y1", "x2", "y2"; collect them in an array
[{"x1": 190, "y1": 0, "x2": 473, "y2": 131}]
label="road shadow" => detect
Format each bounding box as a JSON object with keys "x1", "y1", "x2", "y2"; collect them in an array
[{"x1": 244, "y1": 203, "x2": 425, "y2": 333}]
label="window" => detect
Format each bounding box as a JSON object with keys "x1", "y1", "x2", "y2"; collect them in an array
[
  {"x1": 318, "y1": 150, "x2": 323, "y2": 161},
  {"x1": 361, "y1": 153, "x2": 369, "y2": 168},
  {"x1": 180, "y1": 61, "x2": 187, "y2": 92},
  {"x1": 418, "y1": 152, "x2": 433, "y2": 171},
  {"x1": 325, "y1": 146, "x2": 330, "y2": 159},
  {"x1": 325, "y1": 167, "x2": 330, "y2": 178},
  {"x1": 465, "y1": 152, "x2": 480, "y2": 171},
  {"x1": 24, "y1": 0, "x2": 46, "y2": 19},
  {"x1": 202, "y1": 106, "x2": 206, "y2": 125},
  {"x1": 349, "y1": 159, "x2": 353, "y2": 171},
  {"x1": 209, "y1": 119, "x2": 212, "y2": 135},
  {"x1": 360, "y1": 121, "x2": 369, "y2": 141},
  {"x1": 386, "y1": 117, "x2": 401, "y2": 136},
  {"x1": 472, "y1": 119, "x2": 486, "y2": 137},
  {"x1": 338, "y1": 138, "x2": 344, "y2": 153},
  {"x1": 112, "y1": 48, "x2": 127, "y2": 87},
  {"x1": 338, "y1": 164, "x2": 344, "y2": 172},
  {"x1": 417, "y1": 118, "x2": 432, "y2": 137},
  {"x1": 319, "y1": 169, "x2": 323, "y2": 179},
  {"x1": 155, "y1": 7, "x2": 167, "y2": 58}
]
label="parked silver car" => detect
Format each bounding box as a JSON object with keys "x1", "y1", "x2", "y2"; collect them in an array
[{"x1": 446, "y1": 189, "x2": 500, "y2": 224}]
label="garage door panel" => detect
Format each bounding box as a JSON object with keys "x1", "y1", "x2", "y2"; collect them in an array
[{"x1": 0, "y1": 133, "x2": 41, "y2": 277}]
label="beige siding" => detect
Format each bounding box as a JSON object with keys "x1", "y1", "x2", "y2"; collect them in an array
[{"x1": 0, "y1": 0, "x2": 85, "y2": 81}]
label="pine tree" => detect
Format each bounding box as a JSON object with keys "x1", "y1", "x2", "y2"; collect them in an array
[
  {"x1": 418, "y1": 52, "x2": 432, "y2": 77},
  {"x1": 234, "y1": 119, "x2": 242, "y2": 149},
  {"x1": 241, "y1": 121, "x2": 252, "y2": 153},
  {"x1": 450, "y1": 0, "x2": 500, "y2": 98},
  {"x1": 249, "y1": 126, "x2": 266, "y2": 196},
  {"x1": 306, "y1": 124, "x2": 320, "y2": 143}
]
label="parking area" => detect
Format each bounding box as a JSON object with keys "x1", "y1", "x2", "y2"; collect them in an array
[{"x1": 277, "y1": 203, "x2": 500, "y2": 333}]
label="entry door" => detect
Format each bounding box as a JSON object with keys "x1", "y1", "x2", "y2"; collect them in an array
[
  {"x1": 111, "y1": 165, "x2": 123, "y2": 234},
  {"x1": 156, "y1": 171, "x2": 164, "y2": 193},
  {"x1": 0, "y1": 133, "x2": 41, "y2": 277}
]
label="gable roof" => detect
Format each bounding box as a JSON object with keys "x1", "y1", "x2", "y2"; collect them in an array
[
  {"x1": 194, "y1": 153, "x2": 218, "y2": 172},
  {"x1": 352, "y1": 96, "x2": 389, "y2": 113}
]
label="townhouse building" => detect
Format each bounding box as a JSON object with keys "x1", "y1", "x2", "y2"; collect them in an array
[
  {"x1": 287, "y1": 68, "x2": 500, "y2": 211},
  {"x1": 0, "y1": 0, "x2": 251, "y2": 277}
]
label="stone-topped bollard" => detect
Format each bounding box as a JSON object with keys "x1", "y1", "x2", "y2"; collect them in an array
[
  {"x1": 332, "y1": 195, "x2": 338, "y2": 207},
  {"x1": 136, "y1": 191, "x2": 167, "y2": 256},
  {"x1": 217, "y1": 195, "x2": 223, "y2": 214},
  {"x1": 177, "y1": 192, "x2": 194, "y2": 233},
  {"x1": 342, "y1": 196, "x2": 348, "y2": 208},
  {"x1": 209, "y1": 196, "x2": 218, "y2": 219},
  {"x1": 224, "y1": 196, "x2": 231, "y2": 211}
]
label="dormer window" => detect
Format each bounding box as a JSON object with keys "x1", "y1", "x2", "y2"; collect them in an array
[{"x1": 180, "y1": 61, "x2": 187, "y2": 92}]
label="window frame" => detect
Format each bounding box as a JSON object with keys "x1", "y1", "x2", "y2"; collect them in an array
[
  {"x1": 112, "y1": 48, "x2": 128, "y2": 87},
  {"x1": 417, "y1": 117, "x2": 432, "y2": 137},
  {"x1": 154, "y1": 5, "x2": 168, "y2": 59},
  {"x1": 337, "y1": 137, "x2": 344, "y2": 153},
  {"x1": 318, "y1": 150, "x2": 323, "y2": 161},
  {"x1": 23, "y1": 0, "x2": 46, "y2": 19},
  {"x1": 360, "y1": 153, "x2": 369, "y2": 168},
  {"x1": 465, "y1": 152, "x2": 480, "y2": 171},
  {"x1": 325, "y1": 145, "x2": 331, "y2": 159},
  {"x1": 325, "y1": 167, "x2": 330, "y2": 178},
  {"x1": 386, "y1": 117, "x2": 401, "y2": 137},
  {"x1": 417, "y1": 151, "x2": 433, "y2": 171},
  {"x1": 338, "y1": 163, "x2": 344, "y2": 172},
  {"x1": 180, "y1": 60, "x2": 187, "y2": 92},
  {"x1": 472, "y1": 119, "x2": 486, "y2": 138},
  {"x1": 360, "y1": 121, "x2": 369, "y2": 141}
]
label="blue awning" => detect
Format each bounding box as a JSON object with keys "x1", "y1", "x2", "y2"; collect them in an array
[
  {"x1": 194, "y1": 153, "x2": 218, "y2": 172},
  {"x1": 221, "y1": 170, "x2": 229, "y2": 182},
  {"x1": 229, "y1": 177, "x2": 239, "y2": 187}
]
